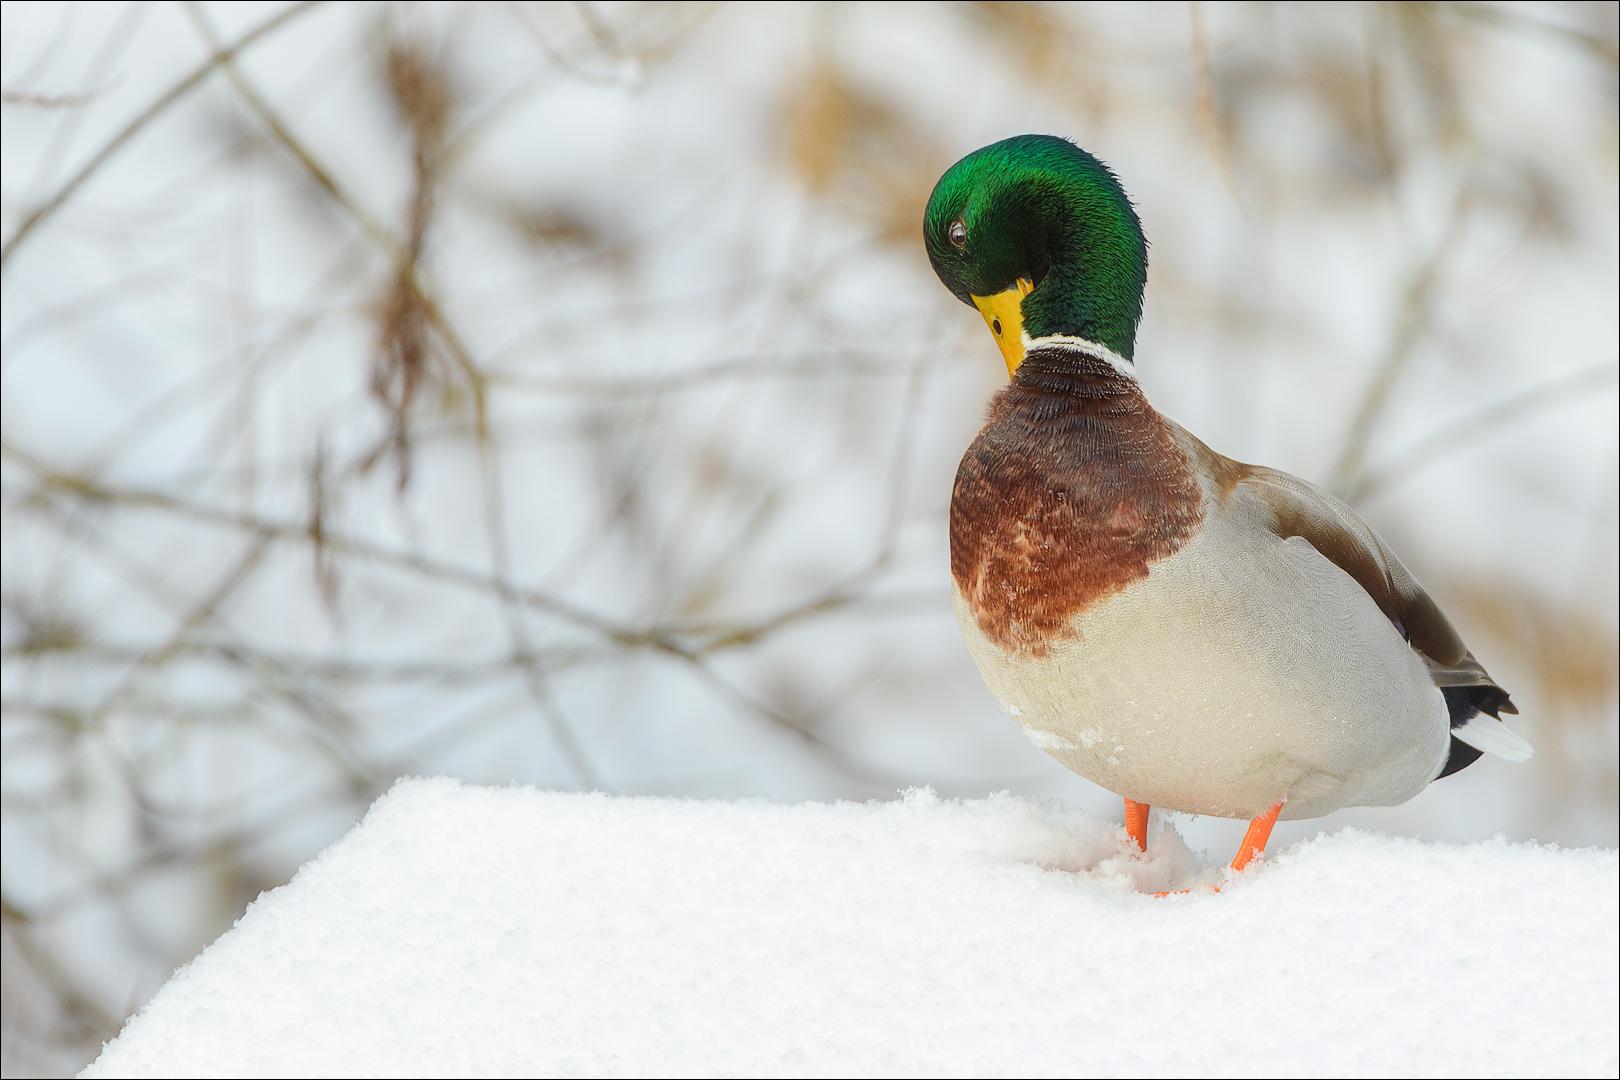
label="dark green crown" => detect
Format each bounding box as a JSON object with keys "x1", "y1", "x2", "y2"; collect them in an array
[{"x1": 923, "y1": 135, "x2": 1148, "y2": 361}]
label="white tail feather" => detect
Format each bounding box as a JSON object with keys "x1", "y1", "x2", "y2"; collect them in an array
[{"x1": 1453, "y1": 714, "x2": 1535, "y2": 763}]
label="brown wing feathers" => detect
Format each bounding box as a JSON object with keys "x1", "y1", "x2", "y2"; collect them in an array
[{"x1": 1236, "y1": 464, "x2": 1517, "y2": 715}]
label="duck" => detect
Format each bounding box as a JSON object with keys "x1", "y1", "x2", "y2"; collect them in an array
[{"x1": 923, "y1": 134, "x2": 1533, "y2": 872}]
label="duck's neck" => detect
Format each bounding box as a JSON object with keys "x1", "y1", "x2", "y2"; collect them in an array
[
  {"x1": 1012, "y1": 342, "x2": 1142, "y2": 398},
  {"x1": 991, "y1": 341, "x2": 1171, "y2": 474},
  {"x1": 1010, "y1": 158, "x2": 1148, "y2": 360}
]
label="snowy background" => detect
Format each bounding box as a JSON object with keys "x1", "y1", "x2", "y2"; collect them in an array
[{"x1": 2, "y1": 2, "x2": 1617, "y2": 1075}]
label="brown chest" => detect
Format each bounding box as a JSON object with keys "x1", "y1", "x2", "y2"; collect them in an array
[{"x1": 949, "y1": 359, "x2": 1204, "y2": 658}]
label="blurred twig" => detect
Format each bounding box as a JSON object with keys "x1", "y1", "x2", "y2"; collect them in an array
[
  {"x1": 1444, "y1": 1, "x2": 1619, "y2": 69},
  {"x1": 371, "y1": 27, "x2": 454, "y2": 491},
  {"x1": 181, "y1": 1, "x2": 490, "y2": 443},
  {"x1": 1329, "y1": 173, "x2": 1474, "y2": 499},
  {"x1": 2, "y1": 442, "x2": 914, "y2": 658},
  {"x1": 486, "y1": 351, "x2": 918, "y2": 396},
  {"x1": 1350, "y1": 361, "x2": 1620, "y2": 502},
  {"x1": 478, "y1": 423, "x2": 605, "y2": 789},
  {"x1": 0, "y1": 1, "x2": 323, "y2": 266},
  {"x1": 1, "y1": 84, "x2": 119, "y2": 108},
  {"x1": 1188, "y1": 1, "x2": 1237, "y2": 200}
]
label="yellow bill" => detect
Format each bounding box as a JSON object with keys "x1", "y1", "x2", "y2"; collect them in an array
[{"x1": 970, "y1": 277, "x2": 1034, "y2": 377}]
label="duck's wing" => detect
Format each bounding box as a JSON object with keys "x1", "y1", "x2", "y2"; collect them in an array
[
  {"x1": 1238, "y1": 467, "x2": 1481, "y2": 681},
  {"x1": 1232, "y1": 464, "x2": 1532, "y2": 764}
]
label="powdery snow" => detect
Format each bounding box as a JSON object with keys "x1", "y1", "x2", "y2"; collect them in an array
[{"x1": 84, "y1": 778, "x2": 1618, "y2": 1078}]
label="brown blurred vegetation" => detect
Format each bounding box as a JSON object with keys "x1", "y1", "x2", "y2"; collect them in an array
[{"x1": 3, "y1": 2, "x2": 1616, "y2": 1075}]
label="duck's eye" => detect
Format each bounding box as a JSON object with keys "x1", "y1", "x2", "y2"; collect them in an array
[{"x1": 948, "y1": 221, "x2": 966, "y2": 249}]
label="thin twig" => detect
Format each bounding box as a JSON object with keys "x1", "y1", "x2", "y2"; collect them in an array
[
  {"x1": 674, "y1": 653, "x2": 914, "y2": 790},
  {"x1": 478, "y1": 423, "x2": 606, "y2": 790},
  {"x1": 0, "y1": 1, "x2": 324, "y2": 266},
  {"x1": 1, "y1": 84, "x2": 119, "y2": 109},
  {"x1": 181, "y1": 2, "x2": 489, "y2": 438},
  {"x1": 1188, "y1": 1, "x2": 1237, "y2": 199},
  {"x1": 1350, "y1": 361, "x2": 1620, "y2": 502},
  {"x1": 1444, "y1": 1, "x2": 1619, "y2": 68},
  {"x1": 1328, "y1": 174, "x2": 1475, "y2": 498}
]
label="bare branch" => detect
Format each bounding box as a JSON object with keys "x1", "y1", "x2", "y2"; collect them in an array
[
  {"x1": 0, "y1": 1, "x2": 324, "y2": 266},
  {"x1": 1349, "y1": 361, "x2": 1620, "y2": 503},
  {"x1": 1, "y1": 84, "x2": 119, "y2": 109},
  {"x1": 1328, "y1": 175, "x2": 1475, "y2": 499}
]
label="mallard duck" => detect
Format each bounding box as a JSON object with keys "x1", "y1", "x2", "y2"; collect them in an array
[{"x1": 924, "y1": 135, "x2": 1532, "y2": 871}]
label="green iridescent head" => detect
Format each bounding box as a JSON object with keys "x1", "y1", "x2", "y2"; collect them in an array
[{"x1": 923, "y1": 135, "x2": 1148, "y2": 372}]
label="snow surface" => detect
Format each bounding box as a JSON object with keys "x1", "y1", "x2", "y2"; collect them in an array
[{"x1": 85, "y1": 778, "x2": 1618, "y2": 1079}]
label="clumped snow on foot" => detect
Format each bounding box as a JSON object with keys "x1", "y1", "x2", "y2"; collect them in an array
[{"x1": 84, "y1": 778, "x2": 1618, "y2": 1078}]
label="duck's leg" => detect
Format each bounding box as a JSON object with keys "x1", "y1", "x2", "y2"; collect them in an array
[
  {"x1": 1123, "y1": 798, "x2": 1150, "y2": 853},
  {"x1": 1230, "y1": 800, "x2": 1284, "y2": 871}
]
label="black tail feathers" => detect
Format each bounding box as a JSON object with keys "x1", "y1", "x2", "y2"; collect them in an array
[{"x1": 1435, "y1": 685, "x2": 1515, "y2": 781}]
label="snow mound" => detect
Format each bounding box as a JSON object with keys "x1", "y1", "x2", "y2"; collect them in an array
[{"x1": 85, "y1": 778, "x2": 1618, "y2": 1078}]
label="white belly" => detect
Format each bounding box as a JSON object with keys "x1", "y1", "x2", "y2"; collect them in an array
[{"x1": 953, "y1": 510, "x2": 1450, "y2": 820}]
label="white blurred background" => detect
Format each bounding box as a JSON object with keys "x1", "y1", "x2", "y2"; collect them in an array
[{"x1": 2, "y1": 2, "x2": 1615, "y2": 1074}]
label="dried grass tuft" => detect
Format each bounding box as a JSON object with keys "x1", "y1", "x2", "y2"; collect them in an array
[{"x1": 369, "y1": 30, "x2": 457, "y2": 491}]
